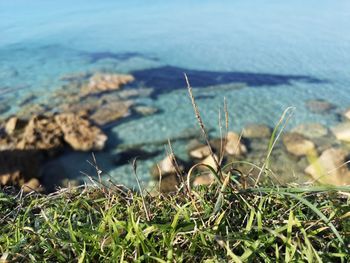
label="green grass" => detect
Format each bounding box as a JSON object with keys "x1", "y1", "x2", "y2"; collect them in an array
[
  {"x1": 1, "y1": 80, "x2": 349, "y2": 262},
  {"x1": 1, "y1": 181, "x2": 349, "y2": 262}
]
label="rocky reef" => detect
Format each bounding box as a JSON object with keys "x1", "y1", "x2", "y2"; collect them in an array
[
  {"x1": 0, "y1": 113, "x2": 107, "y2": 191},
  {"x1": 1, "y1": 73, "x2": 350, "y2": 193},
  {"x1": 0, "y1": 72, "x2": 157, "y2": 192},
  {"x1": 80, "y1": 73, "x2": 134, "y2": 96}
]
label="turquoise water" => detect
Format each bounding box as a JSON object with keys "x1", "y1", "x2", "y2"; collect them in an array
[{"x1": 1, "y1": 0, "x2": 350, "y2": 187}]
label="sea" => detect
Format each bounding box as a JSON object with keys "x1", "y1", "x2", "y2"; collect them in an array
[{"x1": 1, "y1": 0, "x2": 350, "y2": 188}]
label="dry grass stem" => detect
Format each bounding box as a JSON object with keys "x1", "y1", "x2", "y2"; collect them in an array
[{"x1": 185, "y1": 73, "x2": 221, "y2": 177}]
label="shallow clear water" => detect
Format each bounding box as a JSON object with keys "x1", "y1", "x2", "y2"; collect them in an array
[{"x1": 1, "y1": 0, "x2": 350, "y2": 187}]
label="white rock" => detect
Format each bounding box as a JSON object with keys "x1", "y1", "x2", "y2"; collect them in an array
[
  {"x1": 189, "y1": 145, "x2": 211, "y2": 159},
  {"x1": 344, "y1": 108, "x2": 350, "y2": 121},
  {"x1": 225, "y1": 132, "x2": 247, "y2": 156},
  {"x1": 5, "y1": 117, "x2": 26, "y2": 135},
  {"x1": 283, "y1": 132, "x2": 316, "y2": 156},
  {"x1": 292, "y1": 123, "x2": 328, "y2": 139},
  {"x1": 133, "y1": 106, "x2": 158, "y2": 116},
  {"x1": 5, "y1": 117, "x2": 19, "y2": 135},
  {"x1": 331, "y1": 122, "x2": 350, "y2": 143},
  {"x1": 305, "y1": 99, "x2": 335, "y2": 113},
  {"x1": 22, "y1": 178, "x2": 41, "y2": 193},
  {"x1": 157, "y1": 154, "x2": 184, "y2": 175},
  {"x1": 305, "y1": 147, "x2": 350, "y2": 185},
  {"x1": 242, "y1": 124, "x2": 271, "y2": 139},
  {"x1": 193, "y1": 174, "x2": 216, "y2": 186},
  {"x1": 201, "y1": 154, "x2": 219, "y2": 169}
]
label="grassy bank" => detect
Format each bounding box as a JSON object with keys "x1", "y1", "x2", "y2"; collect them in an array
[
  {"x1": 1, "y1": 182, "x2": 349, "y2": 262},
  {"x1": 1, "y1": 79, "x2": 349, "y2": 262}
]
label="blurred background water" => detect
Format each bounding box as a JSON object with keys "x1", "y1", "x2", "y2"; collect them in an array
[{"x1": 1, "y1": 0, "x2": 350, "y2": 187}]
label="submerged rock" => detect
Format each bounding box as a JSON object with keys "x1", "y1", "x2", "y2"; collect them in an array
[
  {"x1": 344, "y1": 108, "x2": 350, "y2": 121},
  {"x1": 16, "y1": 103, "x2": 47, "y2": 120},
  {"x1": 46, "y1": 72, "x2": 147, "y2": 127},
  {"x1": 114, "y1": 148, "x2": 160, "y2": 165},
  {"x1": 60, "y1": 72, "x2": 89, "y2": 82},
  {"x1": 151, "y1": 154, "x2": 185, "y2": 178},
  {"x1": 0, "y1": 66, "x2": 18, "y2": 79},
  {"x1": 55, "y1": 113, "x2": 107, "y2": 151},
  {"x1": 189, "y1": 145, "x2": 211, "y2": 159},
  {"x1": 52, "y1": 83, "x2": 81, "y2": 103},
  {"x1": 305, "y1": 147, "x2": 350, "y2": 185},
  {"x1": 158, "y1": 174, "x2": 179, "y2": 193},
  {"x1": 2, "y1": 113, "x2": 106, "y2": 158},
  {"x1": 151, "y1": 154, "x2": 185, "y2": 193},
  {"x1": 17, "y1": 115, "x2": 64, "y2": 152},
  {"x1": 283, "y1": 132, "x2": 316, "y2": 157},
  {"x1": 18, "y1": 94, "x2": 37, "y2": 107},
  {"x1": 0, "y1": 112, "x2": 107, "y2": 190},
  {"x1": 0, "y1": 135, "x2": 15, "y2": 151},
  {"x1": 201, "y1": 154, "x2": 219, "y2": 169},
  {"x1": 22, "y1": 178, "x2": 41, "y2": 193},
  {"x1": 133, "y1": 105, "x2": 158, "y2": 116},
  {"x1": 305, "y1": 99, "x2": 336, "y2": 114},
  {"x1": 90, "y1": 100, "x2": 133, "y2": 126},
  {"x1": 192, "y1": 174, "x2": 216, "y2": 187},
  {"x1": 80, "y1": 73, "x2": 134, "y2": 96},
  {"x1": 331, "y1": 122, "x2": 350, "y2": 143},
  {"x1": 60, "y1": 97, "x2": 102, "y2": 115},
  {"x1": 61, "y1": 178, "x2": 80, "y2": 188},
  {"x1": 0, "y1": 149, "x2": 43, "y2": 190},
  {"x1": 242, "y1": 124, "x2": 271, "y2": 139},
  {"x1": 312, "y1": 136, "x2": 341, "y2": 153},
  {"x1": 0, "y1": 104, "x2": 10, "y2": 114},
  {"x1": 0, "y1": 171, "x2": 20, "y2": 185},
  {"x1": 292, "y1": 123, "x2": 328, "y2": 139},
  {"x1": 116, "y1": 88, "x2": 153, "y2": 100},
  {"x1": 225, "y1": 132, "x2": 247, "y2": 156},
  {"x1": 5, "y1": 117, "x2": 27, "y2": 135}
]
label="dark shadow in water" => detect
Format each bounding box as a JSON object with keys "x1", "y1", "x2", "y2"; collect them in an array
[
  {"x1": 0, "y1": 127, "x2": 125, "y2": 192},
  {"x1": 131, "y1": 66, "x2": 326, "y2": 98},
  {"x1": 80, "y1": 51, "x2": 159, "y2": 63},
  {"x1": 0, "y1": 146, "x2": 90, "y2": 193},
  {"x1": 0, "y1": 85, "x2": 28, "y2": 99},
  {"x1": 0, "y1": 148, "x2": 49, "y2": 190},
  {"x1": 0, "y1": 44, "x2": 159, "y2": 65},
  {"x1": 193, "y1": 94, "x2": 217, "y2": 100},
  {"x1": 114, "y1": 148, "x2": 162, "y2": 166},
  {"x1": 0, "y1": 149, "x2": 44, "y2": 178}
]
